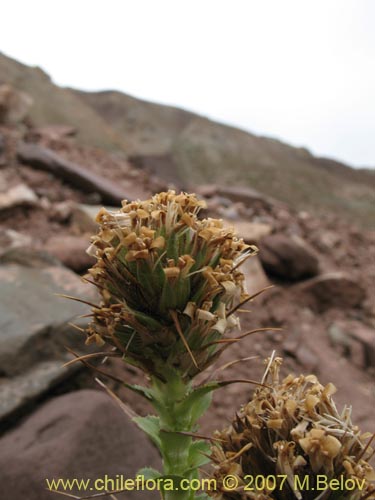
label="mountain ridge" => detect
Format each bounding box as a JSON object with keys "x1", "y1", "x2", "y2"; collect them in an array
[{"x1": 1, "y1": 51, "x2": 374, "y2": 226}]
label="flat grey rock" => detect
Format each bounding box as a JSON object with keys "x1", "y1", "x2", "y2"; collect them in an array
[
  {"x1": 0, "y1": 254, "x2": 98, "y2": 422},
  {"x1": 0, "y1": 261, "x2": 96, "y2": 376},
  {"x1": 0, "y1": 359, "x2": 79, "y2": 421}
]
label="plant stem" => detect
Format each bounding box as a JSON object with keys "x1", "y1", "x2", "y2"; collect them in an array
[{"x1": 149, "y1": 372, "x2": 201, "y2": 500}]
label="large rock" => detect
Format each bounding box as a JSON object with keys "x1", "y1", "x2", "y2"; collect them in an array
[
  {"x1": 0, "y1": 390, "x2": 161, "y2": 499},
  {"x1": 0, "y1": 250, "x2": 97, "y2": 421},
  {"x1": 44, "y1": 235, "x2": 95, "y2": 272},
  {"x1": 223, "y1": 219, "x2": 272, "y2": 245},
  {"x1": 70, "y1": 203, "x2": 124, "y2": 234},
  {"x1": 259, "y1": 233, "x2": 319, "y2": 280},
  {"x1": 241, "y1": 255, "x2": 270, "y2": 297},
  {"x1": 0, "y1": 255, "x2": 96, "y2": 376},
  {"x1": 71, "y1": 203, "x2": 102, "y2": 233},
  {"x1": 296, "y1": 272, "x2": 366, "y2": 312}
]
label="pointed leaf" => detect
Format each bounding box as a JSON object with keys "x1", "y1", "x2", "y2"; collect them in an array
[
  {"x1": 187, "y1": 440, "x2": 211, "y2": 469},
  {"x1": 132, "y1": 415, "x2": 161, "y2": 447},
  {"x1": 177, "y1": 383, "x2": 219, "y2": 424},
  {"x1": 124, "y1": 383, "x2": 154, "y2": 400},
  {"x1": 133, "y1": 310, "x2": 164, "y2": 331}
]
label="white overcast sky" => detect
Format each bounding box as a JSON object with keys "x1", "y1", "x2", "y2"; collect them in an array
[{"x1": 1, "y1": 0, "x2": 375, "y2": 168}]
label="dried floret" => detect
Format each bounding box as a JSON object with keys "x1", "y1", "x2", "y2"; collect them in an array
[{"x1": 209, "y1": 356, "x2": 375, "y2": 500}]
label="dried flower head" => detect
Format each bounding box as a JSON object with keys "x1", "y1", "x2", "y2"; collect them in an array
[
  {"x1": 84, "y1": 191, "x2": 256, "y2": 380},
  {"x1": 209, "y1": 356, "x2": 375, "y2": 500}
]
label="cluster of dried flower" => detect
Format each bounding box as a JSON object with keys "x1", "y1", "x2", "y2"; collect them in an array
[
  {"x1": 84, "y1": 191, "x2": 257, "y2": 380},
  {"x1": 209, "y1": 357, "x2": 375, "y2": 500}
]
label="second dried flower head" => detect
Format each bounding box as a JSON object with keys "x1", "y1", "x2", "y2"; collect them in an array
[{"x1": 209, "y1": 357, "x2": 375, "y2": 500}]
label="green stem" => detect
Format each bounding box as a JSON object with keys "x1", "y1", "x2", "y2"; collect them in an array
[{"x1": 149, "y1": 372, "x2": 204, "y2": 500}]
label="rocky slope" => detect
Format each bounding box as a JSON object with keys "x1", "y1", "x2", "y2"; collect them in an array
[
  {"x1": 0, "y1": 81, "x2": 373, "y2": 499},
  {"x1": 0, "y1": 110, "x2": 373, "y2": 432},
  {"x1": 1, "y1": 51, "x2": 374, "y2": 227}
]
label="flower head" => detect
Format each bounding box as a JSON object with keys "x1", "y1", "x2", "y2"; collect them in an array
[
  {"x1": 84, "y1": 191, "x2": 256, "y2": 380},
  {"x1": 209, "y1": 356, "x2": 375, "y2": 500}
]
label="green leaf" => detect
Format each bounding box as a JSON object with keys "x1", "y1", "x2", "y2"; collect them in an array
[
  {"x1": 152, "y1": 257, "x2": 167, "y2": 292},
  {"x1": 124, "y1": 383, "x2": 153, "y2": 400},
  {"x1": 137, "y1": 467, "x2": 161, "y2": 480},
  {"x1": 191, "y1": 245, "x2": 206, "y2": 272},
  {"x1": 190, "y1": 277, "x2": 208, "y2": 306},
  {"x1": 132, "y1": 415, "x2": 161, "y2": 448},
  {"x1": 174, "y1": 275, "x2": 191, "y2": 310},
  {"x1": 136, "y1": 260, "x2": 155, "y2": 299},
  {"x1": 181, "y1": 226, "x2": 193, "y2": 254},
  {"x1": 190, "y1": 391, "x2": 212, "y2": 423},
  {"x1": 133, "y1": 309, "x2": 164, "y2": 330},
  {"x1": 176, "y1": 383, "x2": 218, "y2": 425},
  {"x1": 208, "y1": 249, "x2": 221, "y2": 269},
  {"x1": 166, "y1": 230, "x2": 178, "y2": 261},
  {"x1": 115, "y1": 327, "x2": 139, "y2": 347},
  {"x1": 187, "y1": 440, "x2": 211, "y2": 469},
  {"x1": 159, "y1": 279, "x2": 175, "y2": 313}
]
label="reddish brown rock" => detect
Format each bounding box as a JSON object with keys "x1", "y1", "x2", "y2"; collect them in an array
[
  {"x1": 259, "y1": 233, "x2": 319, "y2": 280},
  {"x1": 44, "y1": 234, "x2": 94, "y2": 272},
  {"x1": 0, "y1": 183, "x2": 37, "y2": 211},
  {"x1": 297, "y1": 272, "x2": 366, "y2": 312},
  {"x1": 0, "y1": 390, "x2": 161, "y2": 499}
]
